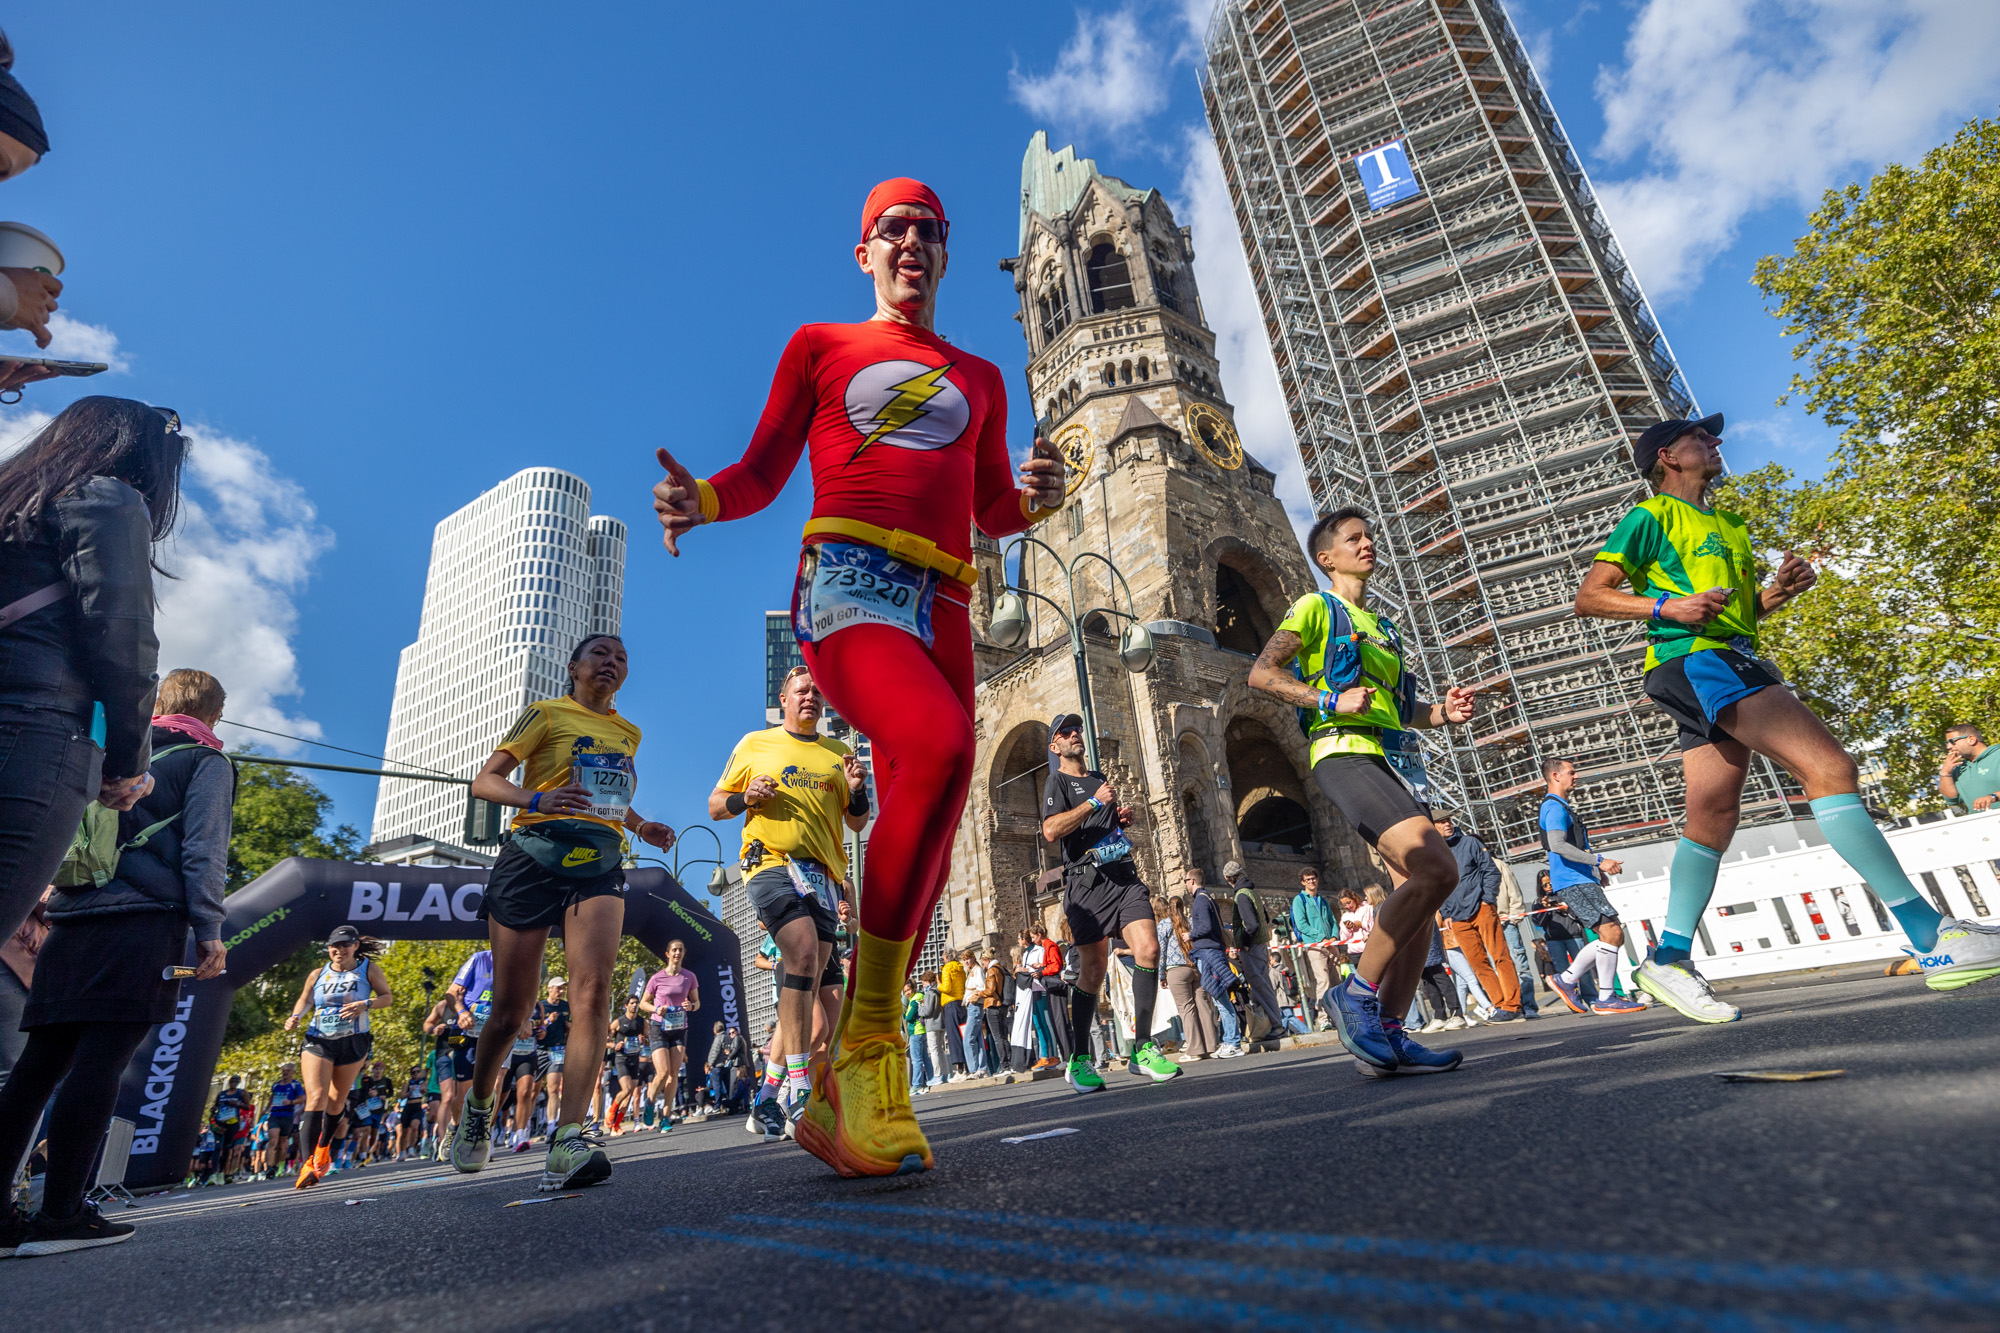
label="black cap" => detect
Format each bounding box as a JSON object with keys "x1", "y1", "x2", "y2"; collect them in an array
[
  {"x1": 0, "y1": 35, "x2": 48, "y2": 157},
  {"x1": 326, "y1": 925, "x2": 360, "y2": 946},
  {"x1": 1632, "y1": 413, "x2": 1722, "y2": 479},
  {"x1": 1049, "y1": 712, "x2": 1084, "y2": 735}
]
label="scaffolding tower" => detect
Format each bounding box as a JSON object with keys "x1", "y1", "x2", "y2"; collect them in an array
[{"x1": 1201, "y1": 0, "x2": 1793, "y2": 855}]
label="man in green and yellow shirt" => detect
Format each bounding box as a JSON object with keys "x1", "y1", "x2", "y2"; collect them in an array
[
  {"x1": 1247, "y1": 505, "x2": 1477, "y2": 1077},
  {"x1": 1578, "y1": 414, "x2": 2000, "y2": 1016}
]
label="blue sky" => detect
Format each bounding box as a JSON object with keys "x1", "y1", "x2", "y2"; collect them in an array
[{"x1": 0, "y1": 2, "x2": 1992, "y2": 847}]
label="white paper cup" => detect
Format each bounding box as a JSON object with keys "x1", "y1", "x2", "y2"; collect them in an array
[{"x1": 0, "y1": 221, "x2": 64, "y2": 275}]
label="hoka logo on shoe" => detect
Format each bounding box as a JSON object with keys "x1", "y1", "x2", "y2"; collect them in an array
[{"x1": 1920, "y1": 953, "x2": 1953, "y2": 968}]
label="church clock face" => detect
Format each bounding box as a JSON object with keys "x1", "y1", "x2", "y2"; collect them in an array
[
  {"x1": 1184, "y1": 401, "x2": 1244, "y2": 471},
  {"x1": 1051, "y1": 421, "x2": 1095, "y2": 498}
]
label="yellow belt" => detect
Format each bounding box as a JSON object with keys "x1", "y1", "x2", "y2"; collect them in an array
[{"x1": 802, "y1": 517, "x2": 979, "y2": 588}]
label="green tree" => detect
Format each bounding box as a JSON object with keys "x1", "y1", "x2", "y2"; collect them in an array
[{"x1": 1732, "y1": 115, "x2": 2000, "y2": 807}]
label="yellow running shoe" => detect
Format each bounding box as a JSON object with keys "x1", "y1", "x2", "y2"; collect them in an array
[{"x1": 828, "y1": 1033, "x2": 932, "y2": 1177}]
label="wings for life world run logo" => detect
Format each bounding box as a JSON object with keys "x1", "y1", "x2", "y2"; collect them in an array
[
  {"x1": 779, "y1": 764, "x2": 839, "y2": 797},
  {"x1": 843, "y1": 359, "x2": 970, "y2": 462}
]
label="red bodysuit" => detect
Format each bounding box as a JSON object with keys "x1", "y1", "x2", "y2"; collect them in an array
[{"x1": 699, "y1": 320, "x2": 1043, "y2": 941}]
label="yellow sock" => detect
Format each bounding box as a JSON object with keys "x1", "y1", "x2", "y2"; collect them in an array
[{"x1": 846, "y1": 929, "x2": 914, "y2": 1040}]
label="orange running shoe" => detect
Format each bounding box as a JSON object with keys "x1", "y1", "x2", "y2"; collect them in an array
[
  {"x1": 826, "y1": 1033, "x2": 932, "y2": 1177},
  {"x1": 293, "y1": 1157, "x2": 321, "y2": 1190}
]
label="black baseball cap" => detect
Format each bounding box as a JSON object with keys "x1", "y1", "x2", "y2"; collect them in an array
[
  {"x1": 1632, "y1": 413, "x2": 1722, "y2": 479},
  {"x1": 326, "y1": 925, "x2": 360, "y2": 946},
  {"x1": 1049, "y1": 713, "x2": 1084, "y2": 735}
]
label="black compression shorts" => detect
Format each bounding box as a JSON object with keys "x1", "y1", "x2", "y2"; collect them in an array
[
  {"x1": 745, "y1": 863, "x2": 837, "y2": 943},
  {"x1": 479, "y1": 838, "x2": 626, "y2": 931},
  {"x1": 1311, "y1": 751, "x2": 1430, "y2": 844}
]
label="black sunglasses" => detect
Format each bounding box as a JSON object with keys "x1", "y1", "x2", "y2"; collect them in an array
[{"x1": 872, "y1": 215, "x2": 948, "y2": 244}]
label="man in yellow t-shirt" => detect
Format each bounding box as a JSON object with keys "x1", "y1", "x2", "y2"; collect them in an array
[
  {"x1": 1247, "y1": 506, "x2": 1476, "y2": 1078},
  {"x1": 711, "y1": 665, "x2": 869, "y2": 1140},
  {"x1": 935, "y1": 953, "x2": 967, "y2": 1079}
]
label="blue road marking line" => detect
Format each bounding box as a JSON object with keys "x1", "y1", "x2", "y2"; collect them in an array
[
  {"x1": 655, "y1": 1225, "x2": 1404, "y2": 1332},
  {"x1": 816, "y1": 1203, "x2": 2000, "y2": 1307},
  {"x1": 745, "y1": 1214, "x2": 1846, "y2": 1333}
]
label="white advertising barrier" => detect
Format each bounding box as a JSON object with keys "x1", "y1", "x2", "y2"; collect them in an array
[{"x1": 1599, "y1": 808, "x2": 2000, "y2": 986}]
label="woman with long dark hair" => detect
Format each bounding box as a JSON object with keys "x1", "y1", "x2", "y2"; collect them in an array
[{"x1": 0, "y1": 398, "x2": 187, "y2": 951}]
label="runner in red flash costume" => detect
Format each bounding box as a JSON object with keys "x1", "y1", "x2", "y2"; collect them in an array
[{"x1": 653, "y1": 178, "x2": 1065, "y2": 1175}]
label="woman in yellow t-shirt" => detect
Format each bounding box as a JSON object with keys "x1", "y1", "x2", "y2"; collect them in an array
[{"x1": 450, "y1": 633, "x2": 676, "y2": 1192}]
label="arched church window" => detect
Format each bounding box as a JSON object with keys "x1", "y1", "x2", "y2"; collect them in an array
[{"x1": 1086, "y1": 239, "x2": 1135, "y2": 314}]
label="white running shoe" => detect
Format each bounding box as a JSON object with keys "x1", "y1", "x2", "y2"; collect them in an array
[
  {"x1": 1418, "y1": 1019, "x2": 1447, "y2": 1034},
  {"x1": 1440, "y1": 1015, "x2": 1467, "y2": 1031},
  {"x1": 1213, "y1": 1043, "x2": 1246, "y2": 1059},
  {"x1": 1634, "y1": 957, "x2": 1741, "y2": 1023},
  {"x1": 1916, "y1": 917, "x2": 2000, "y2": 992}
]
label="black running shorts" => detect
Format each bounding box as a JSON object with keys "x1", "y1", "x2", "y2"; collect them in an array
[
  {"x1": 819, "y1": 948, "x2": 845, "y2": 990},
  {"x1": 1311, "y1": 752, "x2": 1430, "y2": 844},
  {"x1": 302, "y1": 1030, "x2": 372, "y2": 1067},
  {"x1": 1064, "y1": 866, "x2": 1154, "y2": 947},
  {"x1": 506, "y1": 1049, "x2": 550, "y2": 1084},
  {"x1": 479, "y1": 839, "x2": 625, "y2": 931},
  {"x1": 647, "y1": 1020, "x2": 687, "y2": 1053},
  {"x1": 439, "y1": 1038, "x2": 476, "y2": 1084},
  {"x1": 1643, "y1": 648, "x2": 1782, "y2": 751},
  {"x1": 745, "y1": 863, "x2": 837, "y2": 943}
]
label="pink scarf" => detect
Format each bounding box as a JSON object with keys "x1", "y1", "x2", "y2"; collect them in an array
[{"x1": 154, "y1": 713, "x2": 223, "y2": 750}]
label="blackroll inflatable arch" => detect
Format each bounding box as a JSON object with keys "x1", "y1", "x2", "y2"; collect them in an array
[{"x1": 113, "y1": 857, "x2": 743, "y2": 1189}]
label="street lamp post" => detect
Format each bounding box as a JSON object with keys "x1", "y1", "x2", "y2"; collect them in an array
[{"x1": 984, "y1": 536, "x2": 1154, "y2": 771}]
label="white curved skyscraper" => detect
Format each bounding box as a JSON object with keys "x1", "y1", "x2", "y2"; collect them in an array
[{"x1": 370, "y1": 467, "x2": 627, "y2": 848}]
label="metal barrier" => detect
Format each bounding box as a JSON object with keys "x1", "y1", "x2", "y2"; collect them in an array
[{"x1": 1600, "y1": 808, "x2": 2000, "y2": 987}]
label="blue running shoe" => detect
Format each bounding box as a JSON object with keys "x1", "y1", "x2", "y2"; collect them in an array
[
  {"x1": 1590, "y1": 995, "x2": 1645, "y2": 1015},
  {"x1": 1386, "y1": 1027, "x2": 1462, "y2": 1075},
  {"x1": 1547, "y1": 972, "x2": 1589, "y2": 1014},
  {"x1": 1330, "y1": 977, "x2": 1397, "y2": 1071}
]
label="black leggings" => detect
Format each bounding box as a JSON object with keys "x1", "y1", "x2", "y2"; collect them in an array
[
  {"x1": 1416, "y1": 964, "x2": 1463, "y2": 1020},
  {"x1": 0, "y1": 1020, "x2": 152, "y2": 1220}
]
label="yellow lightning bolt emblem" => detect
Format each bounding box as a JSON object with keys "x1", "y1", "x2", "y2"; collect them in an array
[{"x1": 854, "y1": 362, "x2": 955, "y2": 459}]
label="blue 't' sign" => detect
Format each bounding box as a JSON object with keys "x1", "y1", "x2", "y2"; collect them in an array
[{"x1": 1354, "y1": 140, "x2": 1421, "y2": 211}]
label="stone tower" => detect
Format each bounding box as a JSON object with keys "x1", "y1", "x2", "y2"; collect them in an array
[{"x1": 936, "y1": 133, "x2": 1378, "y2": 956}]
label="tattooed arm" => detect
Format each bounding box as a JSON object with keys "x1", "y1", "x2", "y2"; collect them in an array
[{"x1": 1247, "y1": 631, "x2": 1320, "y2": 708}]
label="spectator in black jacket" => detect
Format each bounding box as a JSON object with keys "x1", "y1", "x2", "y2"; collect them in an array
[
  {"x1": 0, "y1": 668, "x2": 232, "y2": 1257},
  {"x1": 0, "y1": 398, "x2": 189, "y2": 948},
  {"x1": 1183, "y1": 868, "x2": 1245, "y2": 1058},
  {"x1": 1222, "y1": 860, "x2": 1285, "y2": 1040},
  {"x1": 1435, "y1": 813, "x2": 1523, "y2": 1021}
]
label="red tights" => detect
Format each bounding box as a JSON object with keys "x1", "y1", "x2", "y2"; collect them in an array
[{"x1": 800, "y1": 594, "x2": 973, "y2": 949}]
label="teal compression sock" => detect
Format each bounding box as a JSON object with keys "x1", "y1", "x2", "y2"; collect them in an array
[
  {"x1": 1810, "y1": 793, "x2": 1940, "y2": 951},
  {"x1": 1656, "y1": 837, "x2": 1723, "y2": 965}
]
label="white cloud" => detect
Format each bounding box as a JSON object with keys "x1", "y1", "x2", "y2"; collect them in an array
[
  {"x1": 0, "y1": 402, "x2": 331, "y2": 750},
  {"x1": 1173, "y1": 128, "x2": 1315, "y2": 537},
  {"x1": 155, "y1": 422, "x2": 332, "y2": 747},
  {"x1": 1591, "y1": 0, "x2": 2000, "y2": 299},
  {"x1": 1010, "y1": 7, "x2": 1173, "y2": 137},
  {"x1": 0, "y1": 311, "x2": 130, "y2": 371}
]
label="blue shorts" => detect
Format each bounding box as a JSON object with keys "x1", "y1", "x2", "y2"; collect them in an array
[{"x1": 1643, "y1": 648, "x2": 1781, "y2": 750}]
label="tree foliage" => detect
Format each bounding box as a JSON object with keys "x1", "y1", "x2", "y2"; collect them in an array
[{"x1": 1729, "y1": 116, "x2": 2000, "y2": 807}]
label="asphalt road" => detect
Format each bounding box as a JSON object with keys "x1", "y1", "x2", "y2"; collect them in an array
[{"x1": 13, "y1": 969, "x2": 2000, "y2": 1332}]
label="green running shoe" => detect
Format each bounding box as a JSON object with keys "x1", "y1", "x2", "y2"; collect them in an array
[
  {"x1": 448, "y1": 1093, "x2": 494, "y2": 1174},
  {"x1": 1126, "y1": 1041, "x2": 1182, "y2": 1083},
  {"x1": 539, "y1": 1123, "x2": 611, "y2": 1192},
  {"x1": 1063, "y1": 1055, "x2": 1105, "y2": 1094}
]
